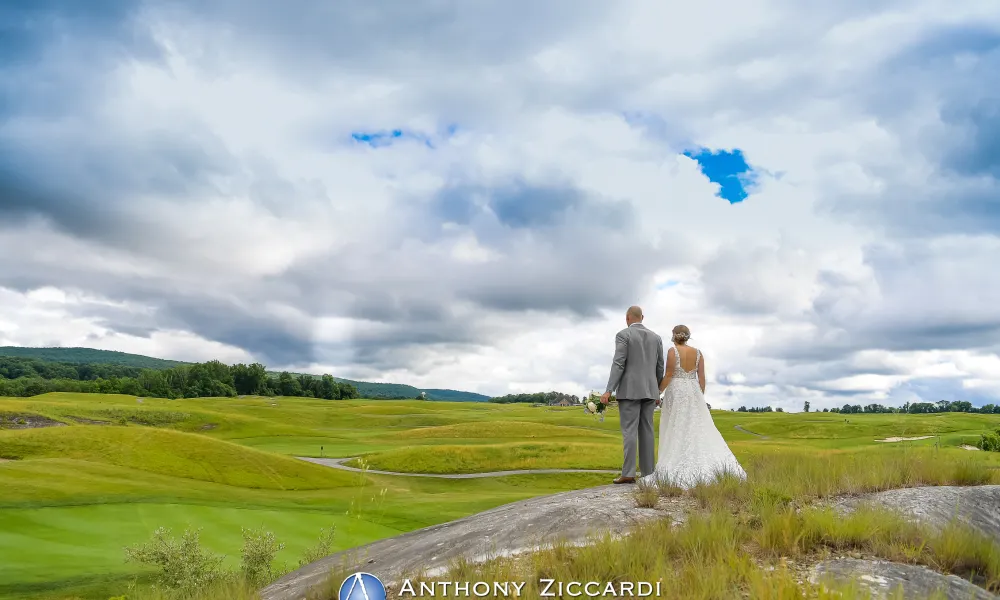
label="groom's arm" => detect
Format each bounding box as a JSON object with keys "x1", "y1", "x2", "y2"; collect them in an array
[
  {"x1": 655, "y1": 337, "x2": 665, "y2": 386},
  {"x1": 605, "y1": 329, "x2": 629, "y2": 394}
]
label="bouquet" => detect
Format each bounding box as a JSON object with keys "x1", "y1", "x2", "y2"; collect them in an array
[{"x1": 583, "y1": 392, "x2": 614, "y2": 422}]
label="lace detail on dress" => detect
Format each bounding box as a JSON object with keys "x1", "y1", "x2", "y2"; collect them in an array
[
  {"x1": 672, "y1": 345, "x2": 700, "y2": 381},
  {"x1": 642, "y1": 345, "x2": 747, "y2": 489}
]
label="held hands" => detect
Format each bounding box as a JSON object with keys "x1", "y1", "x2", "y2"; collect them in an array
[{"x1": 600, "y1": 392, "x2": 611, "y2": 405}]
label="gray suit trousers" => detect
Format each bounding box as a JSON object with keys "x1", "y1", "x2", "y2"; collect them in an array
[{"x1": 618, "y1": 398, "x2": 656, "y2": 478}]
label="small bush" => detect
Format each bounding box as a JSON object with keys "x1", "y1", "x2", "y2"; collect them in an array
[
  {"x1": 123, "y1": 527, "x2": 225, "y2": 593},
  {"x1": 299, "y1": 526, "x2": 337, "y2": 567},
  {"x1": 240, "y1": 526, "x2": 286, "y2": 587},
  {"x1": 978, "y1": 428, "x2": 1000, "y2": 452}
]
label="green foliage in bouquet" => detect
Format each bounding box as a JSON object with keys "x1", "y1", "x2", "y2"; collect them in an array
[{"x1": 583, "y1": 391, "x2": 615, "y2": 420}]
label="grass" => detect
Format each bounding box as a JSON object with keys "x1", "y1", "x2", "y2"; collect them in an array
[
  {"x1": 398, "y1": 455, "x2": 1000, "y2": 600},
  {"x1": 0, "y1": 392, "x2": 998, "y2": 599},
  {"x1": 346, "y1": 441, "x2": 621, "y2": 473},
  {"x1": 0, "y1": 426, "x2": 356, "y2": 490}
]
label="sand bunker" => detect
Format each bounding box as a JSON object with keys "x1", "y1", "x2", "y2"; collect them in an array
[
  {"x1": 0, "y1": 413, "x2": 66, "y2": 429},
  {"x1": 875, "y1": 436, "x2": 934, "y2": 443},
  {"x1": 960, "y1": 444, "x2": 981, "y2": 451}
]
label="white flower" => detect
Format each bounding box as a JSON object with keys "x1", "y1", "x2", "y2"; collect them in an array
[{"x1": 587, "y1": 401, "x2": 597, "y2": 413}]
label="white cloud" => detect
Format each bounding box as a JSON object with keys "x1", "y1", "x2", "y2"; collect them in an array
[{"x1": 1, "y1": 0, "x2": 999, "y2": 409}]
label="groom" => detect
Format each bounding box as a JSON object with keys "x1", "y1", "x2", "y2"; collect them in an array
[{"x1": 601, "y1": 305, "x2": 664, "y2": 484}]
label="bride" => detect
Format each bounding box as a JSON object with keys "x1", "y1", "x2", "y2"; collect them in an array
[{"x1": 642, "y1": 325, "x2": 747, "y2": 488}]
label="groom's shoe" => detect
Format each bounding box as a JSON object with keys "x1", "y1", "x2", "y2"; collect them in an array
[{"x1": 613, "y1": 476, "x2": 635, "y2": 484}]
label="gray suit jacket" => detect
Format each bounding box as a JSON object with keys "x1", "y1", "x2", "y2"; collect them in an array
[{"x1": 605, "y1": 323, "x2": 664, "y2": 400}]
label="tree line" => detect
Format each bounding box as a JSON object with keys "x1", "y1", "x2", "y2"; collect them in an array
[
  {"x1": 735, "y1": 400, "x2": 1000, "y2": 414},
  {"x1": 824, "y1": 400, "x2": 998, "y2": 414},
  {"x1": 489, "y1": 391, "x2": 580, "y2": 404},
  {"x1": 0, "y1": 357, "x2": 358, "y2": 400}
]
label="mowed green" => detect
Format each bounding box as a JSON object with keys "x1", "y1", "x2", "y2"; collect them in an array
[{"x1": 1, "y1": 393, "x2": 999, "y2": 599}]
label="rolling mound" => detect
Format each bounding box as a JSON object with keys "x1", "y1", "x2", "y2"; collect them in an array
[
  {"x1": 396, "y1": 420, "x2": 613, "y2": 440},
  {"x1": 0, "y1": 425, "x2": 357, "y2": 490},
  {"x1": 354, "y1": 441, "x2": 621, "y2": 474},
  {"x1": 726, "y1": 412, "x2": 1000, "y2": 440}
]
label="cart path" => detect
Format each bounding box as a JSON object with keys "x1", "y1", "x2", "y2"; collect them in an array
[
  {"x1": 734, "y1": 424, "x2": 769, "y2": 438},
  {"x1": 297, "y1": 456, "x2": 619, "y2": 478}
]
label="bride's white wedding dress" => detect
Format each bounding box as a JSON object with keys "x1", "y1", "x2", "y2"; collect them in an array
[{"x1": 642, "y1": 345, "x2": 747, "y2": 489}]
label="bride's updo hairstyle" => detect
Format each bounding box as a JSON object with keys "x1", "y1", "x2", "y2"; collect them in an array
[{"x1": 672, "y1": 325, "x2": 691, "y2": 344}]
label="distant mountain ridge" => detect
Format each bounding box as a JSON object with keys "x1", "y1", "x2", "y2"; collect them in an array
[{"x1": 0, "y1": 347, "x2": 490, "y2": 402}]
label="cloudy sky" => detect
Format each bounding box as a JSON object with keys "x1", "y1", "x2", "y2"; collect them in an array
[{"x1": 2, "y1": 0, "x2": 999, "y2": 409}]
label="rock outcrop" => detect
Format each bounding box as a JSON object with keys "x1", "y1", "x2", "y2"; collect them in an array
[
  {"x1": 831, "y1": 485, "x2": 1000, "y2": 543},
  {"x1": 261, "y1": 485, "x2": 1000, "y2": 600},
  {"x1": 262, "y1": 484, "x2": 692, "y2": 600},
  {"x1": 811, "y1": 558, "x2": 996, "y2": 600}
]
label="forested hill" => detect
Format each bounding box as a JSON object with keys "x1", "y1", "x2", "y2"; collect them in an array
[
  {"x1": 0, "y1": 347, "x2": 489, "y2": 402},
  {"x1": 0, "y1": 347, "x2": 185, "y2": 369}
]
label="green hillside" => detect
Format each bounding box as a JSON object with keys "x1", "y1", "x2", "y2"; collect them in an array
[
  {"x1": 0, "y1": 347, "x2": 185, "y2": 369},
  {"x1": 422, "y1": 388, "x2": 491, "y2": 402},
  {"x1": 0, "y1": 347, "x2": 489, "y2": 402}
]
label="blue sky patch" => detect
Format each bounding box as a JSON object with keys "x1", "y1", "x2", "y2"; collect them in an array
[
  {"x1": 351, "y1": 129, "x2": 432, "y2": 148},
  {"x1": 683, "y1": 147, "x2": 756, "y2": 203},
  {"x1": 350, "y1": 124, "x2": 459, "y2": 149}
]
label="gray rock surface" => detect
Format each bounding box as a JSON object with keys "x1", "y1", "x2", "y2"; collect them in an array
[
  {"x1": 262, "y1": 484, "x2": 1000, "y2": 600},
  {"x1": 261, "y1": 484, "x2": 692, "y2": 600},
  {"x1": 830, "y1": 486, "x2": 1000, "y2": 542},
  {"x1": 298, "y1": 456, "x2": 618, "y2": 479},
  {"x1": 811, "y1": 558, "x2": 997, "y2": 600}
]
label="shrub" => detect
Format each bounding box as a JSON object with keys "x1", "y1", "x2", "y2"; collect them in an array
[
  {"x1": 123, "y1": 527, "x2": 225, "y2": 593},
  {"x1": 298, "y1": 526, "x2": 337, "y2": 567},
  {"x1": 978, "y1": 428, "x2": 1000, "y2": 452},
  {"x1": 240, "y1": 526, "x2": 286, "y2": 587}
]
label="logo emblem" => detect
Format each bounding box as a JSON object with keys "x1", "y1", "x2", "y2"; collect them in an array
[{"x1": 339, "y1": 572, "x2": 386, "y2": 600}]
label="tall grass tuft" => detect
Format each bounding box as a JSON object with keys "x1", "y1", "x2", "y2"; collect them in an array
[
  {"x1": 632, "y1": 478, "x2": 659, "y2": 508},
  {"x1": 385, "y1": 449, "x2": 1000, "y2": 599}
]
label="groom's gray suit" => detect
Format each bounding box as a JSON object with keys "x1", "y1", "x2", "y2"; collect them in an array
[{"x1": 605, "y1": 322, "x2": 665, "y2": 479}]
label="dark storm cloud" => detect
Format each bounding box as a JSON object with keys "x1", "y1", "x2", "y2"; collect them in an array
[
  {"x1": 0, "y1": 1, "x2": 143, "y2": 62},
  {"x1": 822, "y1": 23, "x2": 1000, "y2": 237},
  {"x1": 272, "y1": 179, "x2": 675, "y2": 367},
  {"x1": 433, "y1": 181, "x2": 635, "y2": 232},
  {"x1": 751, "y1": 239, "x2": 1000, "y2": 365},
  {"x1": 0, "y1": 123, "x2": 240, "y2": 250},
  {"x1": 158, "y1": 298, "x2": 316, "y2": 365},
  {"x1": 436, "y1": 182, "x2": 582, "y2": 229},
  {"x1": 941, "y1": 97, "x2": 1000, "y2": 180},
  {"x1": 884, "y1": 377, "x2": 998, "y2": 406},
  {"x1": 157, "y1": 0, "x2": 608, "y2": 75}
]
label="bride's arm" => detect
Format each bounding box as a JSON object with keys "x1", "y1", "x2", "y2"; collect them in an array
[
  {"x1": 698, "y1": 354, "x2": 707, "y2": 394},
  {"x1": 659, "y1": 348, "x2": 675, "y2": 393}
]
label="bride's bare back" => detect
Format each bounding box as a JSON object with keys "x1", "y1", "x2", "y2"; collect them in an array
[
  {"x1": 662, "y1": 342, "x2": 707, "y2": 394},
  {"x1": 675, "y1": 344, "x2": 699, "y2": 372}
]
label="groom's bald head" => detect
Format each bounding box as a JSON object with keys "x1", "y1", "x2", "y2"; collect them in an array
[{"x1": 626, "y1": 305, "x2": 643, "y2": 325}]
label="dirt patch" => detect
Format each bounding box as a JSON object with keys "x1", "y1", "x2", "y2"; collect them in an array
[
  {"x1": 875, "y1": 436, "x2": 934, "y2": 443},
  {"x1": 0, "y1": 413, "x2": 67, "y2": 429},
  {"x1": 200, "y1": 423, "x2": 218, "y2": 430},
  {"x1": 65, "y1": 415, "x2": 111, "y2": 425}
]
